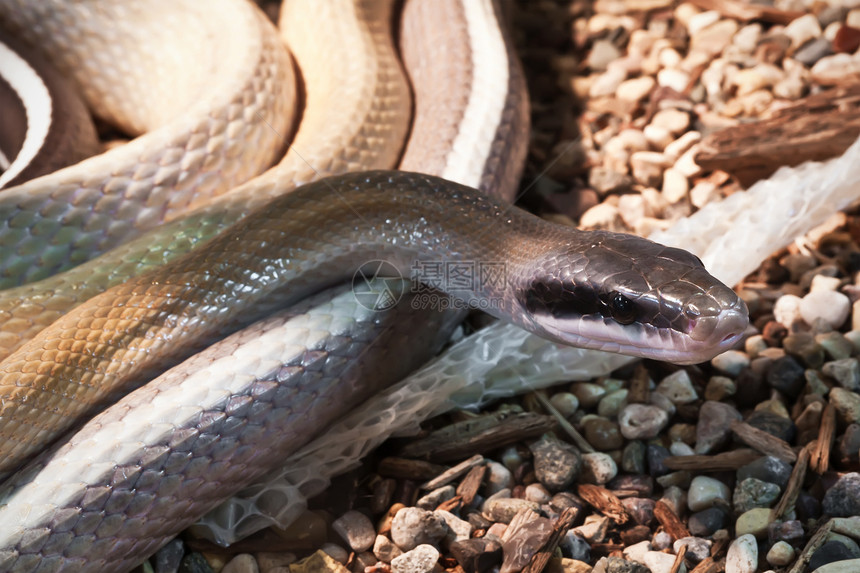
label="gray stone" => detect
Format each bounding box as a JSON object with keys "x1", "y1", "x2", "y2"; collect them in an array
[
  {"x1": 155, "y1": 539, "x2": 185, "y2": 573},
  {"x1": 332, "y1": 510, "x2": 376, "y2": 552},
  {"x1": 823, "y1": 358, "x2": 860, "y2": 391},
  {"x1": 390, "y1": 507, "x2": 448, "y2": 551},
  {"x1": 674, "y1": 537, "x2": 712, "y2": 563},
  {"x1": 695, "y1": 401, "x2": 742, "y2": 454},
  {"x1": 824, "y1": 473, "x2": 860, "y2": 517},
  {"x1": 831, "y1": 388, "x2": 860, "y2": 426},
  {"x1": 619, "y1": 404, "x2": 669, "y2": 440},
  {"x1": 529, "y1": 435, "x2": 582, "y2": 491},
  {"x1": 733, "y1": 477, "x2": 781, "y2": 513},
  {"x1": 737, "y1": 456, "x2": 792, "y2": 489},
  {"x1": 391, "y1": 545, "x2": 440, "y2": 573}
]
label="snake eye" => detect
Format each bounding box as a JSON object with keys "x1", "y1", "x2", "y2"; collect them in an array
[{"x1": 608, "y1": 292, "x2": 636, "y2": 325}]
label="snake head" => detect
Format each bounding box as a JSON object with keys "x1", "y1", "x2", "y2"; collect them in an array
[{"x1": 517, "y1": 231, "x2": 749, "y2": 364}]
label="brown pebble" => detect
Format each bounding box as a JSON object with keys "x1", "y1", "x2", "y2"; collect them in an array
[
  {"x1": 762, "y1": 321, "x2": 788, "y2": 347},
  {"x1": 834, "y1": 25, "x2": 860, "y2": 53}
]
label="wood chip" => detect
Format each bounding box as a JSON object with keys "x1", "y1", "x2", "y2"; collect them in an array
[
  {"x1": 377, "y1": 457, "x2": 447, "y2": 481},
  {"x1": 730, "y1": 420, "x2": 797, "y2": 463},
  {"x1": 695, "y1": 84, "x2": 860, "y2": 186},
  {"x1": 789, "y1": 519, "x2": 834, "y2": 573},
  {"x1": 689, "y1": 558, "x2": 718, "y2": 573},
  {"x1": 663, "y1": 448, "x2": 762, "y2": 471},
  {"x1": 654, "y1": 500, "x2": 691, "y2": 540},
  {"x1": 522, "y1": 508, "x2": 580, "y2": 573},
  {"x1": 398, "y1": 411, "x2": 556, "y2": 461},
  {"x1": 627, "y1": 363, "x2": 651, "y2": 404},
  {"x1": 455, "y1": 464, "x2": 487, "y2": 506},
  {"x1": 420, "y1": 454, "x2": 484, "y2": 491},
  {"x1": 772, "y1": 442, "x2": 811, "y2": 521},
  {"x1": 577, "y1": 484, "x2": 629, "y2": 524},
  {"x1": 670, "y1": 544, "x2": 687, "y2": 573},
  {"x1": 811, "y1": 403, "x2": 836, "y2": 474}
]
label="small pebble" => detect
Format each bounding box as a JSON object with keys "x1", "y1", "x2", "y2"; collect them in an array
[
  {"x1": 319, "y1": 545, "x2": 348, "y2": 566},
  {"x1": 437, "y1": 510, "x2": 472, "y2": 544},
  {"x1": 766, "y1": 541, "x2": 795, "y2": 567},
  {"x1": 735, "y1": 508, "x2": 772, "y2": 538},
  {"x1": 580, "y1": 452, "x2": 618, "y2": 484},
  {"x1": 737, "y1": 456, "x2": 793, "y2": 490},
  {"x1": 571, "y1": 383, "x2": 607, "y2": 408},
  {"x1": 725, "y1": 534, "x2": 758, "y2": 573},
  {"x1": 549, "y1": 392, "x2": 580, "y2": 417},
  {"x1": 622, "y1": 540, "x2": 651, "y2": 564},
  {"x1": 582, "y1": 416, "x2": 625, "y2": 450},
  {"x1": 485, "y1": 461, "x2": 514, "y2": 496},
  {"x1": 222, "y1": 554, "x2": 259, "y2": 573},
  {"x1": 831, "y1": 388, "x2": 860, "y2": 425},
  {"x1": 390, "y1": 507, "x2": 448, "y2": 551},
  {"x1": 482, "y1": 496, "x2": 541, "y2": 524},
  {"x1": 688, "y1": 507, "x2": 729, "y2": 537},
  {"x1": 811, "y1": 558, "x2": 860, "y2": 573},
  {"x1": 733, "y1": 478, "x2": 781, "y2": 514},
  {"x1": 823, "y1": 473, "x2": 860, "y2": 517},
  {"x1": 643, "y1": 551, "x2": 677, "y2": 573},
  {"x1": 373, "y1": 535, "x2": 403, "y2": 563},
  {"x1": 530, "y1": 435, "x2": 582, "y2": 491},
  {"x1": 617, "y1": 76, "x2": 656, "y2": 102},
  {"x1": 809, "y1": 539, "x2": 860, "y2": 571},
  {"x1": 597, "y1": 389, "x2": 628, "y2": 418},
  {"x1": 711, "y1": 350, "x2": 750, "y2": 376},
  {"x1": 823, "y1": 358, "x2": 860, "y2": 391},
  {"x1": 655, "y1": 370, "x2": 698, "y2": 404},
  {"x1": 415, "y1": 485, "x2": 455, "y2": 511},
  {"x1": 783, "y1": 13, "x2": 822, "y2": 49},
  {"x1": 524, "y1": 483, "x2": 552, "y2": 504},
  {"x1": 800, "y1": 290, "x2": 851, "y2": 330},
  {"x1": 773, "y1": 294, "x2": 803, "y2": 328},
  {"x1": 674, "y1": 537, "x2": 712, "y2": 563},
  {"x1": 695, "y1": 401, "x2": 742, "y2": 454},
  {"x1": 332, "y1": 510, "x2": 375, "y2": 553},
  {"x1": 688, "y1": 476, "x2": 731, "y2": 512},
  {"x1": 390, "y1": 545, "x2": 440, "y2": 573},
  {"x1": 618, "y1": 404, "x2": 669, "y2": 440},
  {"x1": 704, "y1": 376, "x2": 736, "y2": 401}
]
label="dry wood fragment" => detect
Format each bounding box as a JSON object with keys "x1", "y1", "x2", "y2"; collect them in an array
[
  {"x1": 730, "y1": 420, "x2": 797, "y2": 463},
  {"x1": 456, "y1": 464, "x2": 487, "y2": 506},
  {"x1": 811, "y1": 403, "x2": 836, "y2": 474},
  {"x1": 654, "y1": 500, "x2": 691, "y2": 540},
  {"x1": 773, "y1": 442, "x2": 812, "y2": 521},
  {"x1": 522, "y1": 508, "x2": 580, "y2": 573},
  {"x1": 421, "y1": 454, "x2": 484, "y2": 491},
  {"x1": 532, "y1": 391, "x2": 594, "y2": 453},
  {"x1": 627, "y1": 363, "x2": 651, "y2": 404},
  {"x1": 577, "y1": 484, "x2": 629, "y2": 524},
  {"x1": 398, "y1": 411, "x2": 556, "y2": 461},
  {"x1": 377, "y1": 457, "x2": 447, "y2": 481},
  {"x1": 789, "y1": 519, "x2": 834, "y2": 573},
  {"x1": 663, "y1": 448, "x2": 762, "y2": 471},
  {"x1": 670, "y1": 544, "x2": 687, "y2": 573},
  {"x1": 436, "y1": 496, "x2": 463, "y2": 513},
  {"x1": 689, "y1": 558, "x2": 718, "y2": 573},
  {"x1": 688, "y1": 0, "x2": 804, "y2": 25},
  {"x1": 695, "y1": 84, "x2": 860, "y2": 186}
]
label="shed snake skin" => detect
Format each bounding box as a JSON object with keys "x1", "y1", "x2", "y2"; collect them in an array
[{"x1": 0, "y1": 0, "x2": 747, "y2": 570}]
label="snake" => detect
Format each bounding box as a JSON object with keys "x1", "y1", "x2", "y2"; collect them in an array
[{"x1": 0, "y1": 0, "x2": 748, "y2": 570}]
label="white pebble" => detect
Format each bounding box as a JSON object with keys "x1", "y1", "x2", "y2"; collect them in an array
[
  {"x1": 670, "y1": 441, "x2": 695, "y2": 456},
  {"x1": 673, "y1": 145, "x2": 702, "y2": 177},
  {"x1": 590, "y1": 68, "x2": 627, "y2": 98},
  {"x1": 711, "y1": 350, "x2": 750, "y2": 377},
  {"x1": 849, "y1": 9, "x2": 860, "y2": 28},
  {"x1": 664, "y1": 131, "x2": 702, "y2": 162},
  {"x1": 810, "y1": 274, "x2": 842, "y2": 292},
  {"x1": 630, "y1": 151, "x2": 670, "y2": 187},
  {"x1": 661, "y1": 168, "x2": 689, "y2": 203},
  {"x1": 651, "y1": 108, "x2": 691, "y2": 135},
  {"x1": 800, "y1": 290, "x2": 851, "y2": 329},
  {"x1": 687, "y1": 11, "x2": 720, "y2": 36},
  {"x1": 644, "y1": 551, "x2": 679, "y2": 573},
  {"x1": 644, "y1": 124, "x2": 674, "y2": 150},
  {"x1": 618, "y1": 404, "x2": 669, "y2": 439},
  {"x1": 783, "y1": 13, "x2": 822, "y2": 49},
  {"x1": 222, "y1": 554, "x2": 259, "y2": 573},
  {"x1": 766, "y1": 540, "x2": 795, "y2": 567},
  {"x1": 623, "y1": 540, "x2": 651, "y2": 564},
  {"x1": 580, "y1": 452, "x2": 618, "y2": 485},
  {"x1": 485, "y1": 460, "x2": 514, "y2": 495},
  {"x1": 773, "y1": 294, "x2": 803, "y2": 328},
  {"x1": 391, "y1": 545, "x2": 440, "y2": 573},
  {"x1": 657, "y1": 68, "x2": 691, "y2": 94},
  {"x1": 688, "y1": 476, "x2": 731, "y2": 511},
  {"x1": 690, "y1": 181, "x2": 720, "y2": 209},
  {"x1": 617, "y1": 76, "x2": 656, "y2": 102},
  {"x1": 333, "y1": 510, "x2": 376, "y2": 552},
  {"x1": 726, "y1": 534, "x2": 758, "y2": 573},
  {"x1": 656, "y1": 370, "x2": 698, "y2": 404},
  {"x1": 580, "y1": 203, "x2": 621, "y2": 229}
]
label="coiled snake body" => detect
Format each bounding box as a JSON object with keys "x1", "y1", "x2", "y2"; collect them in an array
[{"x1": 0, "y1": 0, "x2": 748, "y2": 570}]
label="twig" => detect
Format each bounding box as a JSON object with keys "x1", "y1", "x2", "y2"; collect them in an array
[
  {"x1": 532, "y1": 391, "x2": 594, "y2": 453},
  {"x1": 772, "y1": 443, "x2": 812, "y2": 521},
  {"x1": 420, "y1": 454, "x2": 483, "y2": 490},
  {"x1": 664, "y1": 449, "x2": 762, "y2": 471},
  {"x1": 811, "y1": 404, "x2": 836, "y2": 474},
  {"x1": 731, "y1": 420, "x2": 796, "y2": 463}
]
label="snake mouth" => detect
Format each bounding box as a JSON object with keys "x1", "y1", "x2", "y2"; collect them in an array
[{"x1": 527, "y1": 300, "x2": 749, "y2": 365}]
